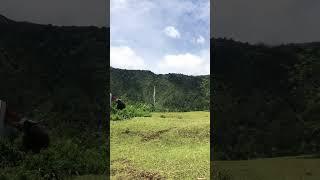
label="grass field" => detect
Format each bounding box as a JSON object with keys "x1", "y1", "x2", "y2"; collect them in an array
[
  {"x1": 214, "y1": 156, "x2": 320, "y2": 180},
  {"x1": 72, "y1": 175, "x2": 106, "y2": 180},
  {"x1": 110, "y1": 111, "x2": 210, "y2": 179}
]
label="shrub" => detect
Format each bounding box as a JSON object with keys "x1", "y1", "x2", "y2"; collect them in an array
[
  {"x1": 0, "y1": 136, "x2": 107, "y2": 180},
  {"x1": 0, "y1": 138, "x2": 25, "y2": 168},
  {"x1": 19, "y1": 138, "x2": 107, "y2": 179},
  {"x1": 111, "y1": 103, "x2": 152, "y2": 121}
]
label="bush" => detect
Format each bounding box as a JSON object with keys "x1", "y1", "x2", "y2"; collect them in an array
[
  {"x1": 20, "y1": 138, "x2": 107, "y2": 179},
  {"x1": 111, "y1": 103, "x2": 152, "y2": 121},
  {"x1": 0, "y1": 138, "x2": 25, "y2": 168},
  {"x1": 0, "y1": 136, "x2": 107, "y2": 180}
]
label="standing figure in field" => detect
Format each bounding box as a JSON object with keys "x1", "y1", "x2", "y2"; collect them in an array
[{"x1": 0, "y1": 100, "x2": 50, "y2": 153}]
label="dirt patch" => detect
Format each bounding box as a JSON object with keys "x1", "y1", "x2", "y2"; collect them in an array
[
  {"x1": 111, "y1": 158, "x2": 165, "y2": 180},
  {"x1": 160, "y1": 115, "x2": 166, "y2": 118},
  {"x1": 121, "y1": 128, "x2": 174, "y2": 142},
  {"x1": 111, "y1": 158, "x2": 132, "y2": 164},
  {"x1": 176, "y1": 127, "x2": 209, "y2": 140},
  {"x1": 139, "y1": 171, "x2": 164, "y2": 179},
  {"x1": 158, "y1": 114, "x2": 183, "y2": 119},
  {"x1": 122, "y1": 128, "x2": 140, "y2": 136},
  {"x1": 140, "y1": 129, "x2": 172, "y2": 142}
]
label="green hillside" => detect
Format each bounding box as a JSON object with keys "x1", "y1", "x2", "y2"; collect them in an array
[
  {"x1": 110, "y1": 68, "x2": 209, "y2": 112},
  {"x1": 0, "y1": 16, "x2": 108, "y2": 128},
  {"x1": 212, "y1": 38, "x2": 320, "y2": 160},
  {"x1": 0, "y1": 15, "x2": 108, "y2": 179}
]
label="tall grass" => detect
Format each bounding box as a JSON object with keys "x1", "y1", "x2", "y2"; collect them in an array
[
  {"x1": 0, "y1": 132, "x2": 107, "y2": 179},
  {"x1": 212, "y1": 168, "x2": 233, "y2": 180}
]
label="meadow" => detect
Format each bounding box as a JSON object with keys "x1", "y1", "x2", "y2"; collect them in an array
[
  {"x1": 214, "y1": 156, "x2": 320, "y2": 180},
  {"x1": 110, "y1": 111, "x2": 210, "y2": 179},
  {"x1": 0, "y1": 127, "x2": 107, "y2": 180}
]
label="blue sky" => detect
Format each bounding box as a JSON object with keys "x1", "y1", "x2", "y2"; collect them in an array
[{"x1": 111, "y1": 0, "x2": 210, "y2": 75}]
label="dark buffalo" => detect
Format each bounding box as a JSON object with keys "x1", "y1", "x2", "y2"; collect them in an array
[
  {"x1": 1, "y1": 100, "x2": 50, "y2": 153},
  {"x1": 116, "y1": 99, "x2": 126, "y2": 110},
  {"x1": 22, "y1": 119, "x2": 50, "y2": 153}
]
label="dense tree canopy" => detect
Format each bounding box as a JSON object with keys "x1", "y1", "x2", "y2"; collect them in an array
[
  {"x1": 212, "y1": 38, "x2": 320, "y2": 160},
  {"x1": 110, "y1": 68, "x2": 210, "y2": 112},
  {"x1": 0, "y1": 15, "x2": 108, "y2": 130}
]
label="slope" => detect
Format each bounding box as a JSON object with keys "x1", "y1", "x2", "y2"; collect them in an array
[
  {"x1": 110, "y1": 68, "x2": 210, "y2": 111},
  {"x1": 212, "y1": 38, "x2": 320, "y2": 159},
  {"x1": 0, "y1": 14, "x2": 108, "y2": 129}
]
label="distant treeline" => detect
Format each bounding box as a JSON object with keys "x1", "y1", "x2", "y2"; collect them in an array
[
  {"x1": 212, "y1": 38, "x2": 320, "y2": 160},
  {"x1": 110, "y1": 68, "x2": 210, "y2": 112}
]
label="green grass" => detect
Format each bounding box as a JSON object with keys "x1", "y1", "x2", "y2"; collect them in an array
[
  {"x1": 214, "y1": 156, "x2": 320, "y2": 180},
  {"x1": 71, "y1": 175, "x2": 107, "y2": 180},
  {"x1": 0, "y1": 129, "x2": 107, "y2": 180},
  {"x1": 110, "y1": 111, "x2": 210, "y2": 179}
]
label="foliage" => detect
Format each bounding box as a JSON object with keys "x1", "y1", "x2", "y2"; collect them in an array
[
  {"x1": 0, "y1": 135, "x2": 107, "y2": 179},
  {"x1": 0, "y1": 138, "x2": 25, "y2": 168},
  {"x1": 21, "y1": 139, "x2": 106, "y2": 179},
  {"x1": 110, "y1": 68, "x2": 210, "y2": 112},
  {"x1": 0, "y1": 15, "x2": 108, "y2": 126},
  {"x1": 212, "y1": 38, "x2": 320, "y2": 160},
  {"x1": 110, "y1": 103, "x2": 152, "y2": 121},
  {"x1": 0, "y1": 15, "x2": 108, "y2": 179}
]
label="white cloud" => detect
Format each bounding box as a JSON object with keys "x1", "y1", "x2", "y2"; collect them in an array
[
  {"x1": 195, "y1": 35, "x2": 205, "y2": 44},
  {"x1": 111, "y1": 0, "x2": 128, "y2": 13},
  {"x1": 110, "y1": 46, "x2": 147, "y2": 70},
  {"x1": 164, "y1": 26, "x2": 181, "y2": 39},
  {"x1": 197, "y1": 1, "x2": 210, "y2": 21},
  {"x1": 156, "y1": 49, "x2": 210, "y2": 75},
  {"x1": 111, "y1": 0, "x2": 210, "y2": 75}
]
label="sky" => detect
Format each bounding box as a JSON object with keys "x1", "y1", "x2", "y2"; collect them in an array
[
  {"x1": 111, "y1": 0, "x2": 210, "y2": 76},
  {"x1": 0, "y1": 0, "x2": 107, "y2": 26},
  {"x1": 212, "y1": 0, "x2": 320, "y2": 45}
]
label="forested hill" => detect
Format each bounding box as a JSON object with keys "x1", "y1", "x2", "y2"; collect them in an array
[
  {"x1": 0, "y1": 14, "x2": 108, "y2": 129},
  {"x1": 110, "y1": 68, "x2": 210, "y2": 111},
  {"x1": 212, "y1": 38, "x2": 320, "y2": 159}
]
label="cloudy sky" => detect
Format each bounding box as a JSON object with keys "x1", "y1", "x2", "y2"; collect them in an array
[
  {"x1": 111, "y1": 0, "x2": 210, "y2": 75},
  {"x1": 0, "y1": 0, "x2": 107, "y2": 26},
  {"x1": 212, "y1": 0, "x2": 320, "y2": 44}
]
